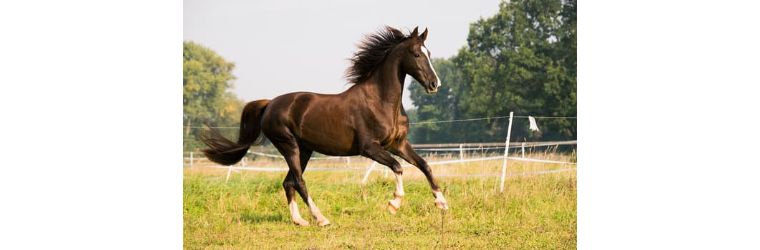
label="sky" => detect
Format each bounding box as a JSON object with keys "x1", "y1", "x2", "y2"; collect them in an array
[{"x1": 184, "y1": 0, "x2": 501, "y2": 108}]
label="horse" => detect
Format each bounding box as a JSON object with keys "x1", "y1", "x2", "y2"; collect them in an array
[{"x1": 200, "y1": 26, "x2": 448, "y2": 226}]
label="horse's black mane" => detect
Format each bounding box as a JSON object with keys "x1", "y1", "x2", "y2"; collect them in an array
[{"x1": 346, "y1": 26, "x2": 410, "y2": 84}]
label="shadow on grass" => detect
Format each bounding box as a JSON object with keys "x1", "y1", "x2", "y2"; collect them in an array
[{"x1": 240, "y1": 211, "x2": 286, "y2": 224}]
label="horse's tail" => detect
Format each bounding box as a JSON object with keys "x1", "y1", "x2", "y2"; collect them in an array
[{"x1": 200, "y1": 99, "x2": 271, "y2": 166}]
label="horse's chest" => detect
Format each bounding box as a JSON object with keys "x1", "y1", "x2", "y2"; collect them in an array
[{"x1": 380, "y1": 121, "x2": 408, "y2": 147}]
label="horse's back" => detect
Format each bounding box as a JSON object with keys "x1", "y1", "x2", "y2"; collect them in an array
[{"x1": 261, "y1": 91, "x2": 359, "y2": 155}]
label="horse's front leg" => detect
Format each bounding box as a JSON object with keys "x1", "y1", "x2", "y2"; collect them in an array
[
  {"x1": 360, "y1": 142, "x2": 405, "y2": 214},
  {"x1": 391, "y1": 141, "x2": 449, "y2": 210}
]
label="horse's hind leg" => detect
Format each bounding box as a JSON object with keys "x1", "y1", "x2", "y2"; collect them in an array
[
  {"x1": 274, "y1": 139, "x2": 330, "y2": 226},
  {"x1": 284, "y1": 170, "x2": 309, "y2": 226},
  {"x1": 283, "y1": 149, "x2": 310, "y2": 226}
]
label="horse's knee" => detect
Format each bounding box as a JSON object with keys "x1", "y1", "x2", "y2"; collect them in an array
[
  {"x1": 282, "y1": 180, "x2": 294, "y2": 189},
  {"x1": 282, "y1": 175, "x2": 298, "y2": 190}
]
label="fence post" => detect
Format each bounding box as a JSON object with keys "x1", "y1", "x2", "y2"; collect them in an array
[
  {"x1": 227, "y1": 157, "x2": 241, "y2": 183},
  {"x1": 459, "y1": 144, "x2": 464, "y2": 160},
  {"x1": 226, "y1": 165, "x2": 233, "y2": 183},
  {"x1": 361, "y1": 161, "x2": 377, "y2": 184},
  {"x1": 499, "y1": 112, "x2": 514, "y2": 193},
  {"x1": 521, "y1": 143, "x2": 525, "y2": 158},
  {"x1": 189, "y1": 152, "x2": 194, "y2": 168}
]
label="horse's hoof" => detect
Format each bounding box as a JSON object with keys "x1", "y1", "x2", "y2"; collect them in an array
[
  {"x1": 388, "y1": 200, "x2": 401, "y2": 215},
  {"x1": 317, "y1": 219, "x2": 331, "y2": 227},
  {"x1": 387, "y1": 202, "x2": 399, "y2": 215},
  {"x1": 293, "y1": 218, "x2": 310, "y2": 226},
  {"x1": 435, "y1": 200, "x2": 449, "y2": 210}
]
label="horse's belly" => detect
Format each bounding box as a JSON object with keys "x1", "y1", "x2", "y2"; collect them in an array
[
  {"x1": 299, "y1": 135, "x2": 358, "y2": 156},
  {"x1": 296, "y1": 120, "x2": 358, "y2": 156}
]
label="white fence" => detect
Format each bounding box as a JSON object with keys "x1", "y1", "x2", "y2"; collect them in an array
[{"x1": 184, "y1": 112, "x2": 577, "y2": 192}]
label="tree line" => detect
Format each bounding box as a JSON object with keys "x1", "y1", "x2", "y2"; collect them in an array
[
  {"x1": 407, "y1": 0, "x2": 576, "y2": 144},
  {"x1": 183, "y1": 41, "x2": 244, "y2": 151}
]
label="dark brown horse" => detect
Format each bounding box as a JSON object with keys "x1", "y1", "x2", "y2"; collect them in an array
[{"x1": 201, "y1": 26, "x2": 448, "y2": 226}]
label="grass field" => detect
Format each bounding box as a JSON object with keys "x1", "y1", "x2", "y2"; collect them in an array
[{"x1": 183, "y1": 154, "x2": 576, "y2": 249}]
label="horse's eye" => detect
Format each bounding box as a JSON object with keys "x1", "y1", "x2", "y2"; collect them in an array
[{"x1": 414, "y1": 53, "x2": 420, "y2": 57}]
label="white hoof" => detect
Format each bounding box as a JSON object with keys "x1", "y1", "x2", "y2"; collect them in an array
[
  {"x1": 434, "y1": 191, "x2": 449, "y2": 210},
  {"x1": 317, "y1": 219, "x2": 331, "y2": 227},
  {"x1": 387, "y1": 200, "x2": 401, "y2": 214},
  {"x1": 293, "y1": 218, "x2": 310, "y2": 226},
  {"x1": 435, "y1": 200, "x2": 449, "y2": 210}
]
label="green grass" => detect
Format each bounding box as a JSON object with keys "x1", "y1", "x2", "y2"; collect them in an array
[{"x1": 184, "y1": 158, "x2": 576, "y2": 249}]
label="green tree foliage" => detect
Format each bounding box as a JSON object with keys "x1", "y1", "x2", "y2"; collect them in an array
[
  {"x1": 408, "y1": 0, "x2": 576, "y2": 143},
  {"x1": 183, "y1": 41, "x2": 244, "y2": 150}
]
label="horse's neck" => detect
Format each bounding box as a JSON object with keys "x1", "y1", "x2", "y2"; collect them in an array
[{"x1": 366, "y1": 58, "x2": 405, "y2": 115}]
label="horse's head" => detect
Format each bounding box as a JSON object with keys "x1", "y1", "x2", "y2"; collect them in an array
[{"x1": 399, "y1": 27, "x2": 441, "y2": 94}]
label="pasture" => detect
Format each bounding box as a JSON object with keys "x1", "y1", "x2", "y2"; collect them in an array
[{"x1": 183, "y1": 153, "x2": 576, "y2": 249}]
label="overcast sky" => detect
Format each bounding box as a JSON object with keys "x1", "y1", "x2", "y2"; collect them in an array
[{"x1": 184, "y1": 0, "x2": 500, "y2": 108}]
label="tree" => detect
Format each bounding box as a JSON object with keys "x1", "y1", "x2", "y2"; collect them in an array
[
  {"x1": 408, "y1": 0, "x2": 576, "y2": 143},
  {"x1": 183, "y1": 41, "x2": 244, "y2": 151}
]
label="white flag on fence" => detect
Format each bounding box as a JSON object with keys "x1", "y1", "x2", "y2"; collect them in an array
[{"x1": 528, "y1": 116, "x2": 540, "y2": 132}]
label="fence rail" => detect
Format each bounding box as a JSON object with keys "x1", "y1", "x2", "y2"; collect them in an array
[{"x1": 411, "y1": 140, "x2": 577, "y2": 149}]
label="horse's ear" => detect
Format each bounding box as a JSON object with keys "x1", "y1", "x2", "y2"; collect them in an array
[
  {"x1": 420, "y1": 28, "x2": 428, "y2": 42},
  {"x1": 410, "y1": 26, "x2": 419, "y2": 37}
]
